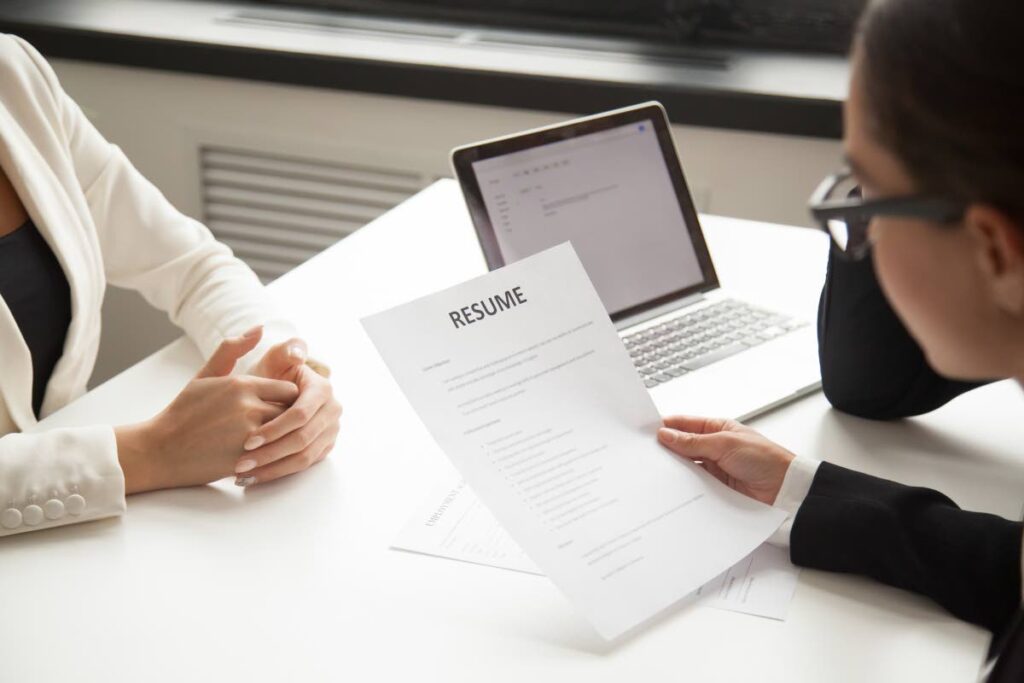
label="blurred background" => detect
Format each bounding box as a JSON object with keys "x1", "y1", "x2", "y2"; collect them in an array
[{"x1": 0, "y1": 0, "x2": 858, "y2": 383}]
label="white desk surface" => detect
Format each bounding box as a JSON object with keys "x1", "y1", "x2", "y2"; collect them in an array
[{"x1": 5, "y1": 179, "x2": 1023, "y2": 682}]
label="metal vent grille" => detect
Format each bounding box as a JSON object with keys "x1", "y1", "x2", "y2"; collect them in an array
[{"x1": 201, "y1": 146, "x2": 430, "y2": 282}]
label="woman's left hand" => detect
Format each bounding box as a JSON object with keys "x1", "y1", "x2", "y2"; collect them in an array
[{"x1": 235, "y1": 338, "x2": 343, "y2": 486}]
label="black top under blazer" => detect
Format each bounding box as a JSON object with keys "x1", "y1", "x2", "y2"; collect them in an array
[{"x1": 0, "y1": 219, "x2": 71, "y2": 416}]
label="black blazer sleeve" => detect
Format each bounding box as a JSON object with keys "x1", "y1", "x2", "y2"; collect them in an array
[
  {"x1": 987, "y1": 608, "x2": 1024, "y2": 682},
  {"x1": 817, "y1": 246, "x2": 988, "y2": 419},
  {"x1": 791, "y1": 462, "x2": 1023, "y2": 635}
]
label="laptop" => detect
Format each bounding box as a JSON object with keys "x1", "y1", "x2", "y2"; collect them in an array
[{"x1": 450, "y1": 101, "x2": 821, "y2": 421}]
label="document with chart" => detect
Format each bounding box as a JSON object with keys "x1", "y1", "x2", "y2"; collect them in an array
[
  {"x1": 362, "y1": 243, "x2": 786, "y2": 640},
  {"x1": 392, "y1": 470, "x2": 799, "y2": 621}
]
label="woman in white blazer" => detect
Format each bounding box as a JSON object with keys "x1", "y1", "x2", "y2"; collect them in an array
[{"x1": 0, "y1": 35, "x2": 342, "y2": 537}]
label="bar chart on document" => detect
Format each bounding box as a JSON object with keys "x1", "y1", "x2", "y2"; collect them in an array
[{"x1": 393, "y1": 470, "x2": 799, "y2": 621}]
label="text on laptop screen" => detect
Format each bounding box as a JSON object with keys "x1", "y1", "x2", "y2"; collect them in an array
[{"x1": 470, "y1": 120, "x2": 705, "y2": 316}]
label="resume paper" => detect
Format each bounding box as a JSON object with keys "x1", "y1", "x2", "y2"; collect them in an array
[
  {"x1": 392, "y1": 472, "x2": 799, "y2": 621},
  {"x1": 362, "y1": 243, "x2": 785, "y2": 639}
]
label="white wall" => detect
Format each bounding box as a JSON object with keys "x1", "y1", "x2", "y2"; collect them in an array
[{"x1": 48, "y1": 59, "x2": 841, "y2": 385}]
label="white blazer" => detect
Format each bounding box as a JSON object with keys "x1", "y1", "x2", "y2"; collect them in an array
[{"x1": 0, "y1": 35, "x2": 291, "y2": 536}]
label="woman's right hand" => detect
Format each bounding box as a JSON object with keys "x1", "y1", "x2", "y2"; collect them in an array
[
  {"x1": 115, "y1": 327, "x2": 299, "y2": 493},
  {"x1": 657, "y1": 415, "x2": 796, "y2": 505}
]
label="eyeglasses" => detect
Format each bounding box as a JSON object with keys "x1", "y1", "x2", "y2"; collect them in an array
[{"x1": 808, "y1": 170, "x2": 966, "y2": 260}]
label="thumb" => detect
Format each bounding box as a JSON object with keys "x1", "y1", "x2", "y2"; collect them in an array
[
  {"x1": 196, "y1": 325, "x2": 263, "y2": 378},
  {"x1": 254, "y1": 337, "x2": 308, "y2": 379},
  {"x1": 657, "y1": 427, "x2": 725, "y2": 463}
]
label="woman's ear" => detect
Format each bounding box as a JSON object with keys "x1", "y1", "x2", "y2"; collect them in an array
[{"x1": 965, "y1": 204, "x2": 1024, "y2": 316}]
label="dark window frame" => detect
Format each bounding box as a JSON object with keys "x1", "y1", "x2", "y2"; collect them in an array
[{"x1": 249, "y1": 0, "x2": 867, "y2": 54}]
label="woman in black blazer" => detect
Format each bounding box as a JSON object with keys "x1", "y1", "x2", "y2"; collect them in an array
[{"x1": 657, "y1": 0, "x2": 1024, "y2": 680}]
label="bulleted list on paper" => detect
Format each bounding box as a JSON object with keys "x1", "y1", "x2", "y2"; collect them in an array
[{"x1": 362, "y1": 243, "x2": 785, "y2": 639}]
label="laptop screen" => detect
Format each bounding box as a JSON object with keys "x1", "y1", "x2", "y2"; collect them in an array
[{"x1": 466, "y1": 116, "x2": 708, "y2": 318}]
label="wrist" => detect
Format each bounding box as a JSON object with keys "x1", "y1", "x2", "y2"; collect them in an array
[
  {"x1": 772, "y1": 456, "x2": 821, "y2": 513},
  {"x1": 114, "y1": 419, "x2": 162, "y2": 494}
]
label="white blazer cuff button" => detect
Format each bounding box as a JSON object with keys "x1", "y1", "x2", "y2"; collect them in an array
[
  {"x1": 44, "y1": 499, "x2": 65, "y2": 520},
  {"x1": 1, "y1": 508, "x2": 22, "y2": 529},
  {"x1": 66, "y1": 494, "x2": 86, "y2": 516},
  {"x1": 22, "y1": 504, "x2": 44, "y2": 526}
]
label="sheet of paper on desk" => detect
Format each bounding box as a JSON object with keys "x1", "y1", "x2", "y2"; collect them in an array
[
  {"x1": 362, "y1": 242, "x2": 786, "y2": 640},
  {"x1": 393, "y1": 472, "x2": 799, "y2": 621}
]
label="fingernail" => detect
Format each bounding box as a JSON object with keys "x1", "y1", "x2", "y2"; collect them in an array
[
  {"x1": 657, "y1": 428, "x2": 678, "y2": 444},
  {"x1": 288, "y1": 344, "x2": 307, "y2": 362},
  {"x1": 243, "y1": 435, "x2": 265, "y2": 451},
  {"x1": 235, "y1": 459, "x2": 257, "y2": 474},
  {"x1": 242, "y1": 325, "x2": 263, "y2": 339},
  {"x1": 235, "y1": 476, "x2": 256, "y2": 487}
]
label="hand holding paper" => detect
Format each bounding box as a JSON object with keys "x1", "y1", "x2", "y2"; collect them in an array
[
  {"x1": 362, "y1": 243, "x2": 785, "y2": 640},
  {"x1": 657, "y1": 415, "x2": 797, "y2": 505}
]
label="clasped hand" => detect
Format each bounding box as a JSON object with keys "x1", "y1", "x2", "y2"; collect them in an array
[{"x1": 116, "y1": 326, "x2": 342, "y2": 494}]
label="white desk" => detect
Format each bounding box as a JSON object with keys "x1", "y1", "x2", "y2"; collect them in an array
[{"x1": 4, "y1": 179, "x2": 1023, "y2": 682}]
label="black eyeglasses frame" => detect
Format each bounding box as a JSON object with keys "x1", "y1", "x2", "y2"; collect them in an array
[{"x1": 808, "y1": 170, "x2": 967, "y2": 260}]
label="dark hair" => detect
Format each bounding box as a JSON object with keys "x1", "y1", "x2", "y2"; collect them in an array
[{"x1": 857, "y1": 0, "x2": 1024, "y2": 221}]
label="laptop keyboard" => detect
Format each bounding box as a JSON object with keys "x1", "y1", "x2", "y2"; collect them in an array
[{"x1": 622, "y1": 299, "x2": 807, "y2": 389}]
